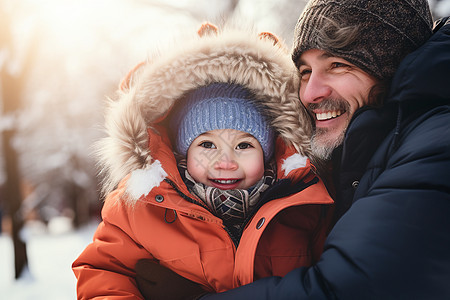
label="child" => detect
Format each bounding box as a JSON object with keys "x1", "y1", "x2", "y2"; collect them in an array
[{"x1": 72, "y1": 23, "x2": 333, "y2": 299}]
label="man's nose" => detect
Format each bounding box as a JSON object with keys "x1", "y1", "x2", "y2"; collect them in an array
[
  {"x1": 214, "y1": 153, "x2": 238, "y2": 170},
  {"x1": 300, "y1": 72, "x2": 332, "y2": 105}
]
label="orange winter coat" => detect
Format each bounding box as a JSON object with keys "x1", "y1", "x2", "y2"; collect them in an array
[
  {"x1": 73, "y1": 24, "x2": 333, "y2": 299},
  {"x1": 73, "y1": 129, "x2": 332, "y2": 298}
]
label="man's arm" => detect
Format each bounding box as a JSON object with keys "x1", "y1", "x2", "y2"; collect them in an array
[
  {"x1": 202, "y1": 106, "x2": 450, "y2": 299},
  {"x1": 136, "y1": 109, "x2": 450, "y2": 300}
]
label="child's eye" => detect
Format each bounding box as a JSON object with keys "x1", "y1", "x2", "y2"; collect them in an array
[
  {"x1": 236, "y1": 142, "x2": 253, "y2": 150},
  {"x1": 200, "y1": 141, "x2": 216, "y2": 149}
]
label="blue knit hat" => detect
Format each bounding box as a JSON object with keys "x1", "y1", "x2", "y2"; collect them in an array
[{"x1": 172, "y1": 83, "x2": 274, "y2": 160}]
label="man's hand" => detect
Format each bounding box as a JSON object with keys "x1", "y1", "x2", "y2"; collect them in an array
[{"x1": 135, "y1": 259, "x2": 208, "y2": 300}]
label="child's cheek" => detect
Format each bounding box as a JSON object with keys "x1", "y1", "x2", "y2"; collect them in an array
[{"x1": 242, "y1": 154, "x2": 265, "y2": 186}]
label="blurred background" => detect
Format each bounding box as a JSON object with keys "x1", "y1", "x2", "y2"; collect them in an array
[{"x1": 1, "y1": 0, "x2": 449, "y2": 298}]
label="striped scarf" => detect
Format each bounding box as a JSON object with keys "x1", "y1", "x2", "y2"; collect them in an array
[{"x1": 178, "y1": 159, "x2": 276, "y2": 225}]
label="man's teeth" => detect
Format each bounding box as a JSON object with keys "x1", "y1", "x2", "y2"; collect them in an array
[
  {"x1": 316, "y1": 110, "x2": 342, "y2": 121},
  {"x1": 213, "y1": 179, "x2": 238, "y2": 184}
]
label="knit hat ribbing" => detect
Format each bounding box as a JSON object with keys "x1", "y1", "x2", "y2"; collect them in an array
[
  {"x1": 292, "y1": 0, "x2": 434, "y2": 80},
  {"x1": 172, "y1": 83, "x2": 275, "y2": 160}
]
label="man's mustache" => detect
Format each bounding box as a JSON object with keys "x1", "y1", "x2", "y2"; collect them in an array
[{"x1": 307, "y1": 98, "x2": 350, "y2": 112}]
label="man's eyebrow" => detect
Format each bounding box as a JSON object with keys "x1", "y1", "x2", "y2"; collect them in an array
[
  {"x1": 297, "y1": 51, "x2": 334, "y2": 66},
  {"x1": 319, "y1": 52, "x2": 334, "y2": 59}
]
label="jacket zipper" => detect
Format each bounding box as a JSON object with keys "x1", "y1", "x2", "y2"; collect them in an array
[
  {"x1": 164, "y1": 178, "x2": 210, "y2": 211},
  {"x1": 234, "y1": 175, "x2": 320, "y2": 246}
]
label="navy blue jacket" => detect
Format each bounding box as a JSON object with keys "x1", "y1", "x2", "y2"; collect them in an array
[{"x1": 205, "y1": 20, "x2": 450, "y2": 300}]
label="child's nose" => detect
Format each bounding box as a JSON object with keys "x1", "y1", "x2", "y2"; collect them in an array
[{"x1": 214, "y1": 154, "x2": 238, "y2": 170}]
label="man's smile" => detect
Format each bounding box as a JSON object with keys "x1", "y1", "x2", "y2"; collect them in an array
[{"x1": 315, "y1": 110, "x2": 344, "y2": 121}]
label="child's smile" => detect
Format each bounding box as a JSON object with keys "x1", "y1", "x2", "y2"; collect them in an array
[{"x1": 208, "y1": 178, "x2": 242, "y2": 190}]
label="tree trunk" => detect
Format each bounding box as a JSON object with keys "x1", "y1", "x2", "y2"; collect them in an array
[
  {"x1": 1, "y1": 128, "x2": 28, "y2": 278},
  {"x1": 1, "y1": 71, "x2": 29, "y2": 278}
]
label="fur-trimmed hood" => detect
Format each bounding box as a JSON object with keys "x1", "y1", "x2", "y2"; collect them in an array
[{"x1": 96, "y1": 23, "x2": 312, "y2": 201}]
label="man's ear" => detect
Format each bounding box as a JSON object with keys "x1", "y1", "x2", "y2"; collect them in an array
[
  {"x1": 119, "y1": 61, "x2": 146, "y2": 91},
  {"x1": 197, "y1": 22, "x2": 218, "y2": 37}
]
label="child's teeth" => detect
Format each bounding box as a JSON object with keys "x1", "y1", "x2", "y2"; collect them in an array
[{"x1": 216, "y1": 180, "x2": 237, "y2": 184}]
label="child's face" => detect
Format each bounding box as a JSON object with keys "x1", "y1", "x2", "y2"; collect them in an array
[{"x1": 187, "y1": 129, "x2": 265, "y2": 190}]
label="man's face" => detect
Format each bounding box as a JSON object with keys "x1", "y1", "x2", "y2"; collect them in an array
[{"x1": 297, "y1": 49, "x2": 378, "y2": 160}]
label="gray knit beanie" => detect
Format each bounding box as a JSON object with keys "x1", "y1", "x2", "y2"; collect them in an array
[
  {"x1": 172, "y1": 83, "x2": 275, "y2": 160},
  {"x1": 292, "y1": 0, "x2": 434, "y2": 80}
]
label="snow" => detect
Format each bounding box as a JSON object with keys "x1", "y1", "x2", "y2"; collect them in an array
[{"x1": 0, "y1": 219, "x2": 98, "y2": 299}]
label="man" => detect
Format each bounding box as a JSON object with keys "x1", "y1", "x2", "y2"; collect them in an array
[{"x1": 136, "y1": 0, "x2": 450, "y2": 298}]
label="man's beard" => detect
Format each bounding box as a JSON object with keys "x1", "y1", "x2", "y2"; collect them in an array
[
  {"x1": 308, "y1": 98, "x2": 350, "y2": 161},
  {"x1": 310, "y1": 127, "x2": 346, "y2": 161}
]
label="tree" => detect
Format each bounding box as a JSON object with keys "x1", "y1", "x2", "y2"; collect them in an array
[{"x1": 0, "y1": 5, "x2": 30, "y2": 279}]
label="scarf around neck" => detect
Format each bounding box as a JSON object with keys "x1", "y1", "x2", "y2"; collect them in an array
[{"x1": 178, "y1": 159, "x2": 276, "y2": 226}]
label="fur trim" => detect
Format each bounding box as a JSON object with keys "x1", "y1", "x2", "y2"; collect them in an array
[
  {"x1": 281, "y1": 153, "x2": 308, "y2": 177},
  {"x1": 96, "y1": 25, "x2": 312, "y2": 203},
  {"x1": 125, "y1": 160, "x2": 167, "y2": 204}
]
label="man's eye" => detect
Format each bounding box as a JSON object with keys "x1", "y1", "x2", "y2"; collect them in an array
[
  {"x1": 236, "y1": 142, "x2": 252, "y2": 150},
  {"x1": 331, "y1": 62, "x2": 349, "y2": 68},
  {"x1": 200, "y1": 141, "x2": 216, "y2": 149},
  {"x1": 298, "y1": 68, "x2": 311, "y2": 79}
]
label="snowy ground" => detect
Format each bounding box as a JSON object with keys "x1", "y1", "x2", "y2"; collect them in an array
[{"x1": 0, "y1": 218, "x2": 98, "y2": 299}]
